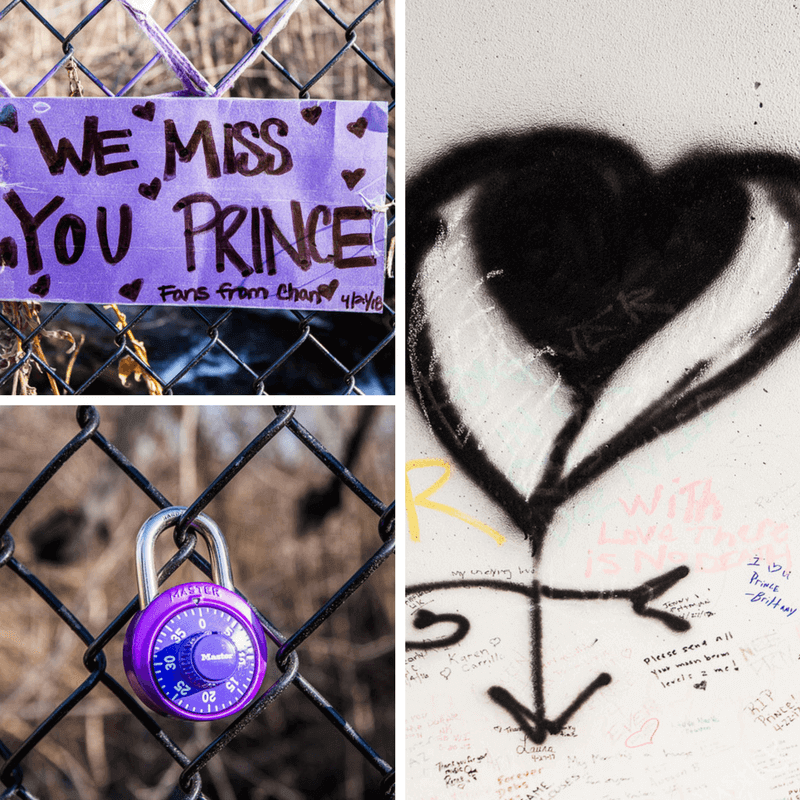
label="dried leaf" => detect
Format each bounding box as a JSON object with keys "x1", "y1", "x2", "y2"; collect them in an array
[
  {"x1": 0, "y1": 301, "x2": 79, "y2": 395},
  {"x1": 103, "y1": 304, "x2": 163, "y2": 395}
]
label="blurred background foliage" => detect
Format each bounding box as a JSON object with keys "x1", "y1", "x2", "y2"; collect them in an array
[{"x1": 0, "y1": 0, "x2": 394, "y2": 180}]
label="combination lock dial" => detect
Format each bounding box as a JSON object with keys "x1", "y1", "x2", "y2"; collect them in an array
[{"x1": 123, "y1": 507, "x2": 268, "y2": 721}]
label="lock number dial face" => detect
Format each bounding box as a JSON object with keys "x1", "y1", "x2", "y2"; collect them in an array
[{"x1": 151, "y1": 607, "x2": 257, "y2": 716}]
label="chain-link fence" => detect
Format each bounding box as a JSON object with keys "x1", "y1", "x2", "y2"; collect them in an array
[
  {"x1": 0, "y1": 0, "x2": 394, "y2": 395},
  {"x1": 0, "y1": 405, "x2": 395, "y2": 799}
]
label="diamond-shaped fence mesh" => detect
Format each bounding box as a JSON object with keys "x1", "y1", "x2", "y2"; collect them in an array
[
  {"x1": 0, "y1": 405, "x2": 395, "y2": 799},
  {"x1": 0, "y1": 0, "x2": 395, "y2": 395}
]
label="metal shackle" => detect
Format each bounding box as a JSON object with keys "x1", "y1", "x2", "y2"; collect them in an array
[{"x1": 135, "y1": 506, "x2": 235, "y2": 609}]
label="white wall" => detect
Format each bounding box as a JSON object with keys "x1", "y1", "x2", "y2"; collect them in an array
[
  {"x1": 406, "y1": 2, "x2": 800, "y2": 798},
  {"x1": 408, "y1": 0, "x2": 800, "y2": 176}
]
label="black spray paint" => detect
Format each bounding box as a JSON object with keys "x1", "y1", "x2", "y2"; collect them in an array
[{"x1": 406, "y1": 128, "x2": 800, "y2": 743}]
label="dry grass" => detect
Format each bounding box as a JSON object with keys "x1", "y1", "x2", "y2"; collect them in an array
[
  {"x1": 0, "y1": 0, "x2": 394, "y2": 184},
  {"x1": 0, "y1": 0, "x2": 394, "y2": 101},
  {"x1": 0, "y1": 406, "x2": 394, "y2": 799}
]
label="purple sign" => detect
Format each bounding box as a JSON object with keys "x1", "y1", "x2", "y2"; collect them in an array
[{"x1": 0, "y1": 98, "x2": 388, "y2": 312}]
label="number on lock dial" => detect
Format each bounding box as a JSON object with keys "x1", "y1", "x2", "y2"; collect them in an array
[{"x1": 151, "y1": 607, "x2": 257, "y2": 714}]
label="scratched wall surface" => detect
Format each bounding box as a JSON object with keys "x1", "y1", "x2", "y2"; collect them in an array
[{"x1": 406, "y1": 1, "x2": 800, "y2": 798}]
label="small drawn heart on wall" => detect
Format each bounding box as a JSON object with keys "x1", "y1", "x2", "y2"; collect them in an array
[
  {"x1": 132, "y1": 101, "x2": 156, "y2": 122},
  {"x1": 138, "y1": 178, "x2": 161, "y2": 201},
  {"x1": 625, "y1": 718, "x2": 659, "y2": 748},
  {"x1": 408, "y1": 129, "x2": 800, "y2": 547}
]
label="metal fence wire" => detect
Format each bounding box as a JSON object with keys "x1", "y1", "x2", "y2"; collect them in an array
[
  {"x1": 0, "y1": 0, "x2": 395, "y2": 395},
  {"x1": 0, "y1": 405, "x2": 395, "y2": 799}
]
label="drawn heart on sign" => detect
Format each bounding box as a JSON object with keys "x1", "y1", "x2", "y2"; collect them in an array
[
  {"x1": 625, "y1": 718, "x2": 659, "y2": 748},
  {"x1": 138, "y1": 177, "x2": 161, "y2": 201},
  {"x1": 694, "y1": 680, "x2": 707, "y2": 690},
  {"x1": 346, "y1": 117, "x2": 368, "y2": 138},
  {"x1": 132, "y1": 101, "x2": 156, "y2": 122},
  {"x1": 119, "y1": 278, "x2": 143, "y2": 302},
  {"x1": 341, "y1": 168, "x2": 366, "y2": 190},
  {"x1": 317, "y1": 279, "x2": 339, "y2": 301},
  {"x1": 408, "y1": 129, "x2": 800, "y2": 550},
  {"x1": 489, "y1": 637, "x2": 501, "y2": 647},
  {"x1": 301, "y1": 106, "x2": 322, "y2": 125},
  {"x1": 28, "y1": 274, "x2": 50, "y2": 298},
  {"x1": 0, "y1": 237, "x2": 17, "y2": 268},
  {"x1": 0, "y1": 104, "x2": 18, "y2": 133}
]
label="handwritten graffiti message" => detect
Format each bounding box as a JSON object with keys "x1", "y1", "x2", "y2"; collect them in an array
[
  {"x1": 745, "y1": 555, "x2": 795, "y2": 617},
  {"x1": 643, "y1": 631, "x2": 739, "y2": 689},
  {"x1": 746, "y1": 689, "x2": 800, "y2": 733},
  {"x1": 586, "y1": 478, "x2": 792, "y2": 576},
  {"x1": 0, "y1": 98, "x2": 387, "y2": 311}
]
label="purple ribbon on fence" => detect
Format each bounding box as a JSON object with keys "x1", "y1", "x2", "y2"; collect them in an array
[
  {"x1": 116, "y1": 0, "x2": 306, "y2": 97},
  {"x1": 0, "y1": 0, "x2": 306, "y2": 98}
]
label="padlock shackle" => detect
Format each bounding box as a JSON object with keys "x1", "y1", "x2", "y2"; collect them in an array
[{"x1": 136, "y1": 507, "x2": 235, "y2": 609}]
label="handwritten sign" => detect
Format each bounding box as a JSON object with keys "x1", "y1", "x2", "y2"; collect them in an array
[{"x1": 0, "y1": 98, "x2": 388, "y2": 312}]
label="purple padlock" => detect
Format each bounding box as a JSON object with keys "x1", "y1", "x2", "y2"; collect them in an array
[{"x1": 123, "y1": 507, "x2": 268, "y2": 721}]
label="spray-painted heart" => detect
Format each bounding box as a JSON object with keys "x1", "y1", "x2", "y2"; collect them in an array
[{"x1": 408, "y1": 129, "x2": 800, "y2": 549}]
